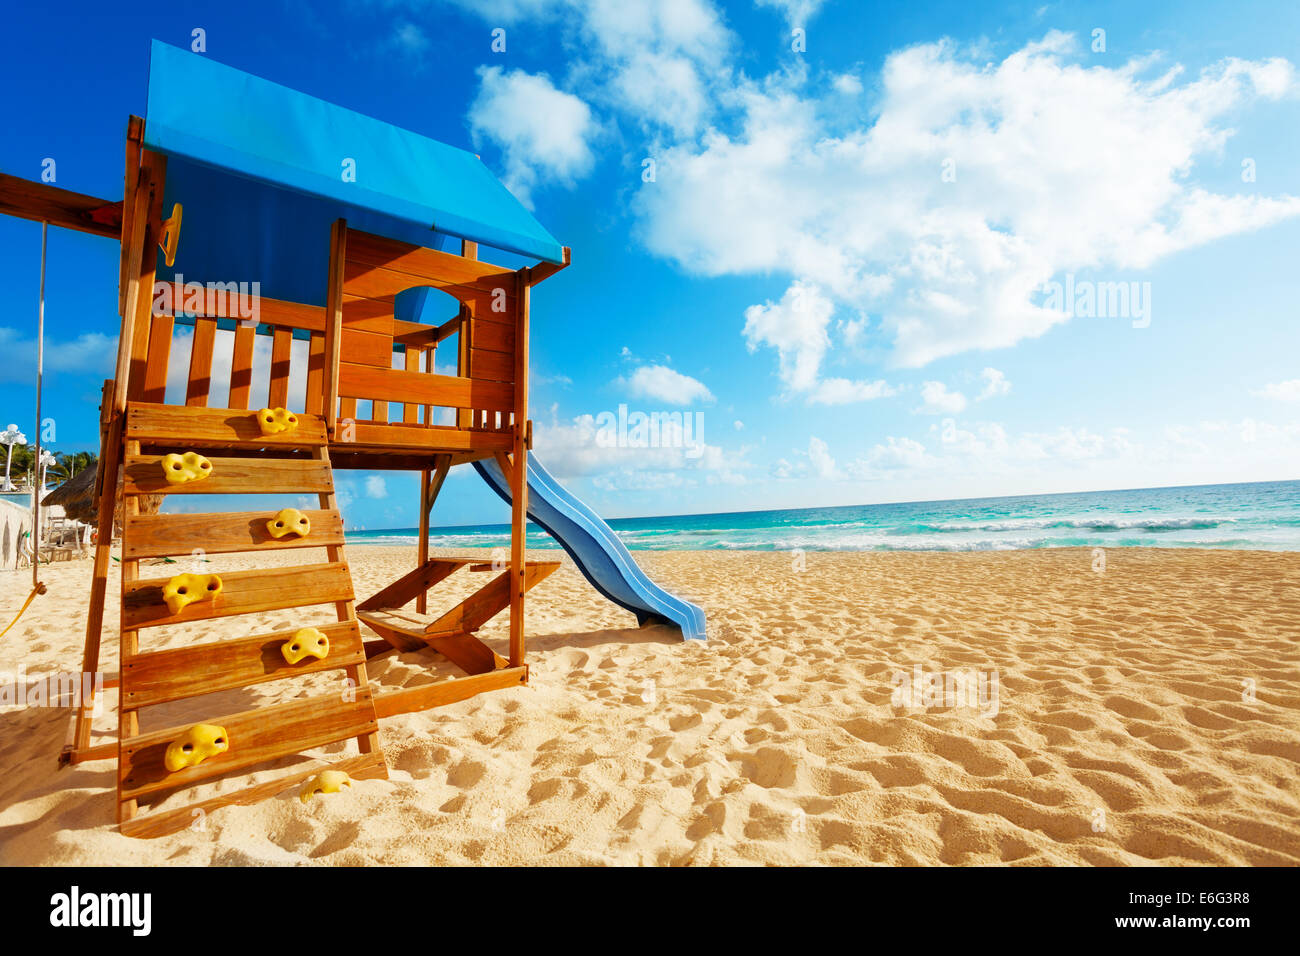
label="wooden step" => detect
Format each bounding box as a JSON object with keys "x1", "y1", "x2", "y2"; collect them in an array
[
  {"x1": 126, "y1": 402, "x2": 328, "y2": 448},
  {"x1": 122, "y1": 454, "x2": 333, "y2": 495},
  {"x1": 123, "y1": 562, "x2": 354, "y2": 629},
  {"x1": 123, "y1": 509, "x2": 344, "y2": 559},
  {"x1": 122, "y1": 620, "x2": 364, "y2": 710},
  {"x1": 119, "y1": 687, "x2": 379, "y2": 803},
  {"x1": 120, "y1": 751, "x2": 387, "y2": 840}
]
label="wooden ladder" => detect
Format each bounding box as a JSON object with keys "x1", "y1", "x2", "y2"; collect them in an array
[{"x1": 114, "y1": 402, "x2": 387, "y2": 838}]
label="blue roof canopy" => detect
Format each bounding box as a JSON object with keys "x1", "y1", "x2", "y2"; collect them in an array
[{"x1": 144, "y1": 40, "x2": 564, "y2": 306}]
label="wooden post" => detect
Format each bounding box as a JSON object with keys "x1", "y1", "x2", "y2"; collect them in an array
[
  {"x1": 416, "y1": 455, "x2": 452, "y2": 613},
  {"x1": 508, "y1": 271, "x2": 530, "y2": 668},
  {"x1": 323, "y1": 219, "x2": 347, "y2": 432},
  {"x1": 66, "y1": 383, "x2": 122, "y2": 759},
  {"x1": 416, "y1": 469, "x2": 431, "y2": 613},
  {"x1": 124, "y1": 151, "x2": 167, "y2": 407}
]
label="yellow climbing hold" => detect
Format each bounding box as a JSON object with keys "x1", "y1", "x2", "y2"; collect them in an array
[
  {"x1": 164, "y1": 723, "x2": 229, "y2": 773},
  {"x1": 161, "y1": 451, "x2": 212, "y2": 484},
  {"x1": 300, "y1": 769, "x2": 352, "y2": 802},
  {"x1": 266, "y1": 508, "x2": 311, "y2": 539},
  {"x1": 257, "y1": 407, "x2": 299, "y2": 435},
  {"x1": 162, "y1": 572, "x2": 223, "y2": 615},
  {"x1": 282, "y1": 626, "x2": 330, "y2": 665}
]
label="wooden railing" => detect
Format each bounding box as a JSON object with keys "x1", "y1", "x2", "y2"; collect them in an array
[{"x1": 139, "y1": 226, "x2": 524, "y2": 455}]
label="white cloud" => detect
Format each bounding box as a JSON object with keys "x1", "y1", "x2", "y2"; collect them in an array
[
  {"x1": 1254, "y1": 379, "x2": 1300, "y2": 401},
  {"x1": 756, "y1": 0, "x2": 826, "y2": 28},
  {"x1": 733, "y1": 419, "x2": 744, "y2": 430},
  {"x1": 468, "y1": 66, "x2": 597, "y2": 207},
  {"x1": 916, "y1": 381, "x2": 967, "y2": 415},
  {"x1": 635, "y1": 34, "x2": 1300, "y2": 367},
  {"x1": 807, "y1": 435, "x2": 840, "y2": 479},
  {"x1": 770, "y1": 435, "x2": 842, "y2": 480},
  {"x1": 365, "y1": 476, "x2": 388, "y2": 499},
  {"x1": 977, "y1": 367, "x2": 1011, "y2": 400},
  {"x1": 617, "y1": 364, "x2": 715, "y2": 404},
  {"x1": 743, "y1": 281, "x2": 895, "y2": 404},
  {"x1": 832, "y1": 73, "x2": 863, "y2": 96},
  {"x1": 453, "y1": 0, "x2": 731, "y2": 139},
  {"x1": 532, "y1": 411, "x2": 746, "y2": 487},
  {"x1": 808, "y1": 377, "x2": 896, "y2": 405},
  {"x1": 390, "y1": 22, "x2": 430, "y2": 56},
  {"x1": 0, "y1": 327, "x2": 116, "y2": 383}
]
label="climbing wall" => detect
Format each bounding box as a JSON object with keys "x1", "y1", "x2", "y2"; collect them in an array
[{"x1": 113, "y1": 402, "x2": 386, "y2": 837}]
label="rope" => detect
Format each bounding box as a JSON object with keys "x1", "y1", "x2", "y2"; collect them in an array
[{"x1": 0, "y1": 582, "x2": 46, "y2": 639}]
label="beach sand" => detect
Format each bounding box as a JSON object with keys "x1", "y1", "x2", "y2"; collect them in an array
[{"x1": 0, "y1": 545, "x2": 1297, "y2": 866}]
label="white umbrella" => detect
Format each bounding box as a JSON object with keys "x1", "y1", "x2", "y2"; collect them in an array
[{"x1": 0, "y1": 424, "x2": 25, "y2": 492}]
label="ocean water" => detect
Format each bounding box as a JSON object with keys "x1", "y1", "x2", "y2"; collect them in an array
[{"x1": 346, "y1": 479, "x2": 1300, "y2": 552}]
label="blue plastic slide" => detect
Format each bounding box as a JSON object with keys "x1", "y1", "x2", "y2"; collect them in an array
[{"x1": 474, "y1": 454, "x2": 706, "y2": 641}]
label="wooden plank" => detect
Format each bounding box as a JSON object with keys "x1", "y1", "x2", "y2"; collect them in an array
[
  {"x1": 117, "y1": 117, "x2": 143, "y2": 315},
  {"x1": 123, "y1": 454, "x2": 332, "y2": 496},
  {"x1": 403, "y1": 346, "x2": 422, "y2": 423},
  {"x1": 153, "y1": 282, "x2": 325, "y2": 331},
  {"x1": 372, "y1": 667, "x2": 527, "y2": 719},
  {"x1": 112, "y1": 154, "x2": 156, "y2": 414},
  {"x1": 185, "y1": 316, "x2": 217, "y2": 407},
  {"x1": 337, "y1": 363, "x2": 514, "y2": 413},
  {"x1": 141, "y1": 313, "x2": 174, "y2": 404},
  {"x1": 324, "y1": 219, "x2": 346, "y2": 429},
  {"x1": 426, "y1": 562, "x2": 558, "y2": 639},
  {"x1": 127, "y1": 152, "x2": 167, "y2": 404},
  {"x1": 126, "y1": 402, "x2": 328, "y2": 447},
  {"x1": 471, "y1": 317, "x2": 514, "y2": 354},
  {"x1": 345, "y1": 228, "x2": 516, "y2": 292},
  {"x1": 119, "y1": 752, "x2": 387, "y2": 839},
  {"x1": 123, "y1": 509, "x2": 343, "y2": 559},
  {"x1": 305, "y1": 332, "x2": 325, "y2": 417},
  {"x1": 227, "y1": 322, "x2": 256, "y2": 409},
  {"x1": 329, "y1": 421, "x2": 511, "y2": 452},
  {"x1": 119, "y1": 689, "x2": 379, "y2": 802},
  {"x1": 343, "y1": 263, "x2": 516, "y2": 307},
  {"x1": 359, "y1": 614, "x2": 506, "y2": 675},
  {"x1": 69, "y1": 410, "x2": 123, "y2": 757},
  {"x1": 268, "y1": 326, "x2": 293, "y2": 408},
  {"x1": 341, "y1": 297, "x2": 393, "y2": 333},
  {"x1": 356, "y1": 558, "x2": 471, "y2": 613},
  {"x1": 122, "y1": 562, "x2": 354, "y2": 629},
  {"x1": 509, "y1": 271, "x2": 530, "y2": 667},
  {"x1": 0, "y1": 171, "x2": 122, "y2": 239},
  {"x1": 341, "y1": 327, "x2": 394, "y2": 368},
  {"x1": 469, "y1": 347, "x2": 513, "y2": 383},
  {"x1": 122, "y1": 621, "x2": 364, "y2": 710},
  {"x1": 528, "y1": 246, "x2": 572, "y2": 286}
]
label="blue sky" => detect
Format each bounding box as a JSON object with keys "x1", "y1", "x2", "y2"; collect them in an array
[{"x1": 1, "y1": 0, "x2": 1298, "y2": 530}]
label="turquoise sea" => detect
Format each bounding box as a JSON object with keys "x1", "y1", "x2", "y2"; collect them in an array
[{"x1": 347, "y1": 479, "x2": 1300, "y2": 552}]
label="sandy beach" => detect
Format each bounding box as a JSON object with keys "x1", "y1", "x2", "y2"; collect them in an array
[{"x1": 0, "y1": 545, "x2": 1297, "y2": 866}]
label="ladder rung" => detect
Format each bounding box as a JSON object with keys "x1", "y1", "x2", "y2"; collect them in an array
[
  {"x1": 123, "y1": 509, "x2": 344, "y2": 559},
  {"x1": 120, "y1": 751, "x2": 387, "y2": 839},
  {"x1": 122, "y1": 562, "x2": 354, "y2": 629},
  {"x1": 122, "y1": 620, "x2": 365, "y2": 709},
  {"x1": 126, "y1": 401, "x2": 328, "y2": 448},
  {"x1": 119, "y1": 688, "x2": 379, "y2": 803},
  {"x1": 122, "y1": 454, "x2": 333, "y2": 495}
]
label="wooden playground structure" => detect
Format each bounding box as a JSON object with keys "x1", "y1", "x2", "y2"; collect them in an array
[{"x1": 0, "y1": 59, "x2": 579, "y2": 836}]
